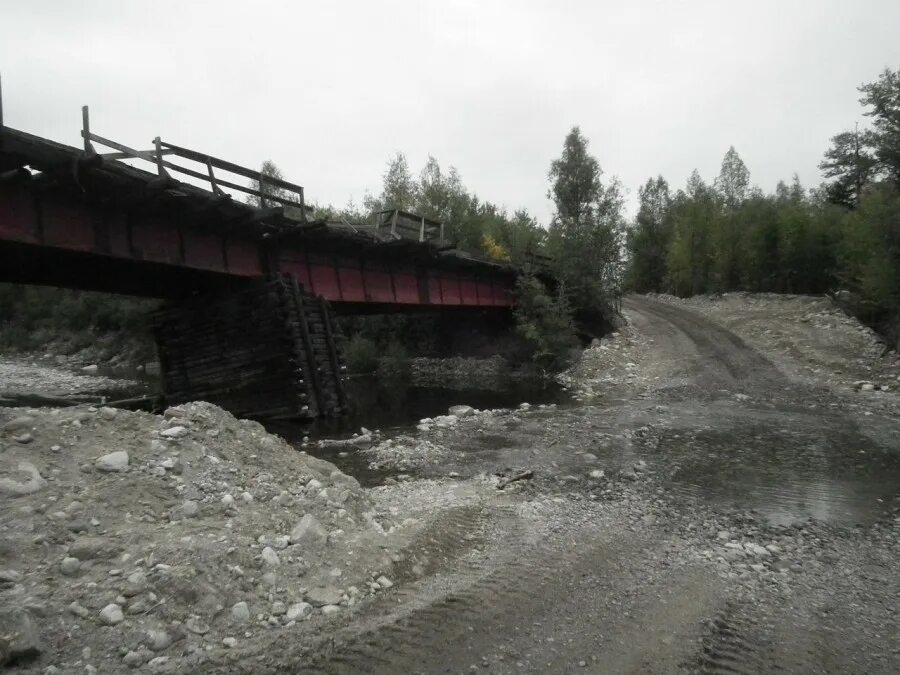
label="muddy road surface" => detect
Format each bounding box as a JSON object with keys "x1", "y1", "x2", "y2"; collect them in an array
[{"x1": 226, "y1": 296, "x2": 899, "y2": 674}]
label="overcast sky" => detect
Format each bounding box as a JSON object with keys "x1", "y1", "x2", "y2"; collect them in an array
[{"x1": 2, "y1": 1, "x2": 899, "y2": 222}]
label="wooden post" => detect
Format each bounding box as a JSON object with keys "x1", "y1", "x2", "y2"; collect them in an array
[
  {"x1": 318, "y1": 297, "x2": 347, "y2": 409},
  {"x1": 420, "y1": 216, "x2": 425, "y2": 242},
  {"x1": 81, "y1": 106, "x2": 94, "y2": 154},
  {"x1": 153, "y1": 137, "x2": 169, "y2": 179},
  {"x1": 290, "y1": 277, "x2": 323, "y2": 413}
]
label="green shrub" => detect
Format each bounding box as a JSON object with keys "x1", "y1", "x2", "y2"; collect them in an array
[
  {"x1": 513, "y1": 274, "x2": 579, "y2": 373},
  {"x1": 377, "y1": 342, "x2": 410, "y2": 379},
  {"x1": 343, "y1": 334, "x2": 380, "y2": 374}
]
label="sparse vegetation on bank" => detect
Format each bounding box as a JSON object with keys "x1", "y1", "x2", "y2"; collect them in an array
[{"x1": 0, "y1": 285, "x2": 158, "y2": 367}]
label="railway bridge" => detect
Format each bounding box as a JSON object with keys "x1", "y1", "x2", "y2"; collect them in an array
[{"x1": 0, "y1": 103, "x2": 526, "y2": 419}]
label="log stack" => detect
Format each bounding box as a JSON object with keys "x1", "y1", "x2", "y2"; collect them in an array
[{"x1": 153, "y1": 275, "x2": 346, "y2": 420}]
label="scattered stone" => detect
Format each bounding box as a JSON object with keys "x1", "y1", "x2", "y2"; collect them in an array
[
  {"x1": 2, "y1": 415, "x2": 34, "y2": 433},
  {"x1": 14, "y1": 433, "x2": 34, "y2": 444},
  {"x1": 98, "y1": 407, "x2": 118, "y2": 420},
  {"x1": 433, "y1": 415, "x2": 459, "y2": 428},
  {"x1": 290, "y1": 514, "x2": 328, "y2": 546},
  {"x1": 0, "y1": 460, "x2": 46, "y2": 496},
  {"x1": 231, "y1": 601, "x2": 250, "y2": 624},
  {"x1": 99, "y1": 603, "x2": 124, "y2": 625},
  {"x1": 81, "y1": 364, "x2": 99, "y2": 373},
  {"x1": 181, "y1": 500, "x2": 199, "y2": 518},
  {"x1": 321, "y1": 604, "x2": 341, "y2": 616},
  {"x1": 286, "y1": 602, "x2": 312, "y2": 621},
  {"x1": 0, "y1": 569, "x2": 22, "y2": 585},
  {"x1": 376, "y1": 575, "x2": 393, "y2": 589},
  {"x1": 123, "y1": 571, "x2": 147, "y2": 596},
  {"x1": 147, "y1": 629, "x2": 171, "y2": 651},
  {"x1": 95, "y1": 451, "x2": 129, "y2": 472},
  {"x1": 123, "y1": 650, "x2": 149, "y2": 668},
  {"x1": 271, "y1": 601, "x2": 286, "y2": 616},
  {"x1": 68, "y1": 602, "x2": 89, "y2": 618},
  {"x1": 744, "y1": 542, "x2": 771, "y2": 558},
  {"x1": 221, "y1": 494, "x2": 235, "y2": 508},
  {"x1": 69, "y1": 536, "x2": 119, "y2": 561},
  {"x1": 0, "y1": 609, "x2": 42, "y2": 666},
  {"x1": 59, "y1": 557, "x2": 81, "y2": 576},
  {"x1": 306, "y1": 586, "x2": 343, "y2": 607},
  {"x1": 148, "y1": 656, "x2": 169, "y2": 671},
  {"x1": 261, "y1": 546, "x2": 281, "y2": 567},
  {"x1": 588, "y1": 469, "x2": 605, "y2": 479},
  {"x1": 160, "y1": 425, "x2": 188, "y2": 439},
  {"x1": 222, "y1": 637, "x2": 237, "y2": 648},
  {"x1": 184, "y1": 617, "x2": 209, "y2": 635}
]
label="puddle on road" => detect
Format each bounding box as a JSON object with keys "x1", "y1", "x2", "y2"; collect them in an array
[{"x1": 656, "y1": 426, "x2": 900, "y2": 526}]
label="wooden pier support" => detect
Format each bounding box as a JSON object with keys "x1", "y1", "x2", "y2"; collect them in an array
[{"x1": 153, "y1": 275, "x2": 346, "y2": 420}]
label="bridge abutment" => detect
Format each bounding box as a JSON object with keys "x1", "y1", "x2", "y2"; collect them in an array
[{"x1": 153, "y1": 275, "x2": 346, "y2": 420}]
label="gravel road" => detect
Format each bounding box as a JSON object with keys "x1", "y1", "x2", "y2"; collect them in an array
[{"x1": 249, "y1": 295, "x2": 899, "y2": 674}]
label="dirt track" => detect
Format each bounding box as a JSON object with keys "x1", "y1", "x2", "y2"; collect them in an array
[{"x1": 223, "y1": 296, "x2": 899, "y2": 674}]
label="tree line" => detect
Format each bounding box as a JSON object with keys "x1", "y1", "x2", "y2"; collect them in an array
[
  {"x1": 625, "y1": 67, "x2": 900, "y2": 346},
  {"x1": 304, "y1": 128, "x2": 625, "y2": 370}
]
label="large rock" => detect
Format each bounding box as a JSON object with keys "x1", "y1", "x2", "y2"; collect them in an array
[
  {"x1": 329, "y1": 470, "x2": 360, "y2": 490},
  {"x1": 68, "y1": 536, "x2": 120, "y2": 561},
  {"x1": 231, "y1": 601, "x2": 250, "y2": 624},
  {"x1": 95, "y1": 451, "x2": 129, "y2": 472},
  {"x1": 261, "y1": 547, "x2": 280, "y2": 567},
  {"x1": 448, "y1": 405, "x2": 475, "y2": 418},
  {"x1": 0, "y1": 460, "x2": 46, "y2": 496},
  {"x1": 99, "y1": 604, "x2": 124, "y2": 625},
  {"x1": 160, "y1": 426, "x2": 188, "y2": 439},
  {"x1": 285, "y1": 602, "x2": 312, "y2": 621},
  {"x1": 0, "y1": 609, "x2": 42, "y2": 666},
  {"x1": 1, "y1": 416, "x2": 34, "y2": 434},
  {"x1": 305, "y1": 586, "x2": 343, "y2": 607},
  {"x1": 290, "y1": 514, "x2": 328, "y2": 547}
]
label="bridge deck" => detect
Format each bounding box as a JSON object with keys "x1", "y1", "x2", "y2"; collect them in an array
[{"x1": 0, "y1": 125, "x2": 517, "y2": 308}]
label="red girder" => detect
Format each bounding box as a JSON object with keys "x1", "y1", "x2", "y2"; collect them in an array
[{"x1": 0, "y1": 181, "x2": 516, "y2": 308}]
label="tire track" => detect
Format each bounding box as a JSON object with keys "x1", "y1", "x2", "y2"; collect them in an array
[
  {"x1": 686, "y1": 601, "x2": 784, "y2": 675},
  {"x1": 291, "y1": 511, "x2": 645, "y2": 674}
]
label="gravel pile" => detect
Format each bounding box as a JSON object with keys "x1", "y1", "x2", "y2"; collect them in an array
[{"x1": 0, "y1": 402, "x2": 418, "y2": 673}]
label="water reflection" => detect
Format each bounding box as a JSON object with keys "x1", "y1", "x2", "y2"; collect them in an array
[
  {"x1": 307, "y1": 373, "x2": 568, "y2": 438},
  {"x1": 659, "y1": 426, "x2": 900, "y2": 526}
]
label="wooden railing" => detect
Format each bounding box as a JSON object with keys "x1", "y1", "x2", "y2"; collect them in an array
[{"x1": 79, "y1": 105, "x2": 310, "y2": 220}]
